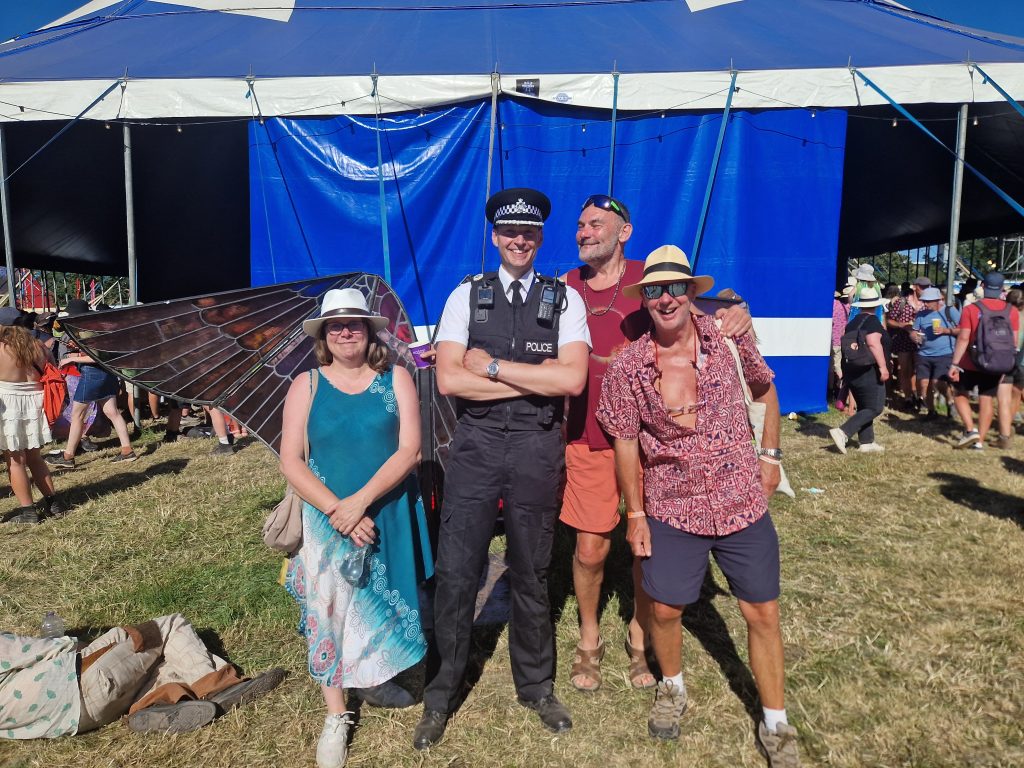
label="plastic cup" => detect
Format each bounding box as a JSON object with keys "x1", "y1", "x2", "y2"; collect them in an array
[
  {"x1": 931, "y1": 318, "x2": 941, "y2": 333},
  {"x1": 409, "y1": 343, "x2": 432, "y2": 368}
]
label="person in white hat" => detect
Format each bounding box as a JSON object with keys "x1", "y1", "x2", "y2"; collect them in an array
[
  {"x1": 595, "y1": 245, "x2": 798, "y2": 766},
  {"x1": 829, "y1": 287, "x2": 891, "y2": 455},
  {"x1": 280, "y1": 287, "x2": 432, "y2": 768}
]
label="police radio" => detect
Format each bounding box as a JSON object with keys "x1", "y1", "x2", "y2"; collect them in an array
[{"x1": 537, "y1": 283, "x2": 559, "y2": 326}]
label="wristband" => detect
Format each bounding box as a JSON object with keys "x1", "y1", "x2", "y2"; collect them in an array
[
  {"x1": 626, "y1": 510, "x2": 646, "y2": 519},
  {"x1": 758, "y1": 455, "x2": 781, "y2": 466}
]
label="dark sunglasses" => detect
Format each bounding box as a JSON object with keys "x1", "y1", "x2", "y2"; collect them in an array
[
  {"x1": 580, "y1": 194, "x2": 630, "y2": 223},
  {"x1": 641, "y1": 282, "x2": 690, "y2": 300}
]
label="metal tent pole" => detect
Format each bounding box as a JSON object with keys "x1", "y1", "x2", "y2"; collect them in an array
[
  {"x1": 607, "y1": 64, "x2": 619, "y2": 196},
  {"x1": 692, "y1": 70, "x2": 738, "y2": 270},
  {"x1": 481, "y1": 72, "x2": 499, "y2": 274},
  {"x1": 0, "y1": 127, "x2": 16, "y2": 307},
  {"x1": 945, "y1": 105, "x2": 968, "y2": 305},
  {"x1": 123, "y1": 123, "x2": 141, "y2": 428}
]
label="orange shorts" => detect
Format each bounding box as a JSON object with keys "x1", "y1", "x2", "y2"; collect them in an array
[{"x1": 560, "y1": 444, "x2": 622, "y2": 534}]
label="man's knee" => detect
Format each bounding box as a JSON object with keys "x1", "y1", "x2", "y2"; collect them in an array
[
  {"x1": 739, "y1": 599, "x2": 780, "y2": 632},
  {"x1": 651, "y1": 601, "x2": 683, "y2": 625},
  {"x1": 574, "y1": 533, "x2": 611, "y2": 571}
]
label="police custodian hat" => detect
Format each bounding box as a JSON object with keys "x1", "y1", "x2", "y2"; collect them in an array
[{"x1": 486, "y1": 187, "x2": 551, "y2": 227}]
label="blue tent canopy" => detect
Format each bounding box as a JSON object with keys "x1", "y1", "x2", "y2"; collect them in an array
[{"x1": 1, "y1": 1, "x2": 1023, "y2": 413}]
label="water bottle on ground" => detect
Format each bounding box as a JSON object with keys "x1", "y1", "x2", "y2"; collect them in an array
[
  {"x1": 339, "y1": 543, "x2": 370, "y2": 586},
  {"x1": 40, "y1": 611, "x2": 65, "y2": 638}
]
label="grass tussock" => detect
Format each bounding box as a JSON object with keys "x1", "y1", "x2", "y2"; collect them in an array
[{"x1": 1, "y1": 410, "x2": 1023, "y2": 768}]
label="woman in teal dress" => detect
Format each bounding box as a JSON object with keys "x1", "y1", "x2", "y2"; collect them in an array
[{"x1": 279, "y1": 288, "x2": 432, "y2": 768}]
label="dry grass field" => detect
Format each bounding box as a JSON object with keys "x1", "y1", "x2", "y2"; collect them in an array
[{"x1": 1, "y1": 406, "x2": 1023, "y2": 768}]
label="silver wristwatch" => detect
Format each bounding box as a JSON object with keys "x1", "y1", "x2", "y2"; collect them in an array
[
  {"x1": 486, "y1": 358, "x2": 500, "y2": 380},
  {"x1": 757, "y1": 448, "x2": 783, "y2": 460}
]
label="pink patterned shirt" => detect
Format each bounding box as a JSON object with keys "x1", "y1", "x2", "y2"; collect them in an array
[{"x1": 596, "y1": 314, "x2": 774, "y2": 536}]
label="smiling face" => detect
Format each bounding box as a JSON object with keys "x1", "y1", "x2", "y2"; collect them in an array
[
  {"x1": 492, "y1": 224, "x2": 543, "y2": 277},
  {"x1": 644, "y1": 281, "x2": 698, "y2": 337},
  {"x1": 323, "y1": 319, "x2": 369, "y2": 362},
  {"x1": 576, "y1": 205, "x2": 631, "y2": 268}
]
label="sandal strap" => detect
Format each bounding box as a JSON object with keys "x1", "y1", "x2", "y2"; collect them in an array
[
  {"x1": 625, "y1": 638, "x2": 657, "y2": 690},
  {"x1": 569, "y1": 638, "x2": 605, "y2": 691}
]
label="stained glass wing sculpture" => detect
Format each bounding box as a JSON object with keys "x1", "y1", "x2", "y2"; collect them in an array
[{"x1": 59, "y1": 273, "x2": 427, "y2": 456}]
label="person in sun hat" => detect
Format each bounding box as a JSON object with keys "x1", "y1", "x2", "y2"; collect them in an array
[
  {"x1": 414, "y1": 188, "x2": 590, "y2": 750},
  {"x1": 595, "y1": 245, "x2": 798, "y2": 766},
  {"x1": 280, "y1": 286, "x2": 432, "y2": 768},
  {"x1": 911, "y1": 286, "x2": 959, "y2": 419},
  {"x1": 831, "y1": 279, "x2": 855, "y2": 411},
  {"x1": 0, "y1": 613, "x2": 286, "y2": 739},
  {"x1": 559, "y1": 195, "x2": 753, "y2": 696},
  {"x1": 829, "y1": 286, "x2": 891, "y2": 455}
]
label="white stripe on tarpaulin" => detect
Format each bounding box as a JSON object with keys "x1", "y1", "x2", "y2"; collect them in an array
[
  {"x1": 414, "y1": 318, "x2": 830, "y2": 359},
  {"x1": 5, "y1": 62, "x2": 1024, "y2": 122},
  {"x1": 44, "y1": 0, "x2": 296, "y2": 29}
]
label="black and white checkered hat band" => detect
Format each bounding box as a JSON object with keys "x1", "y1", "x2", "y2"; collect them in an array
[{"x1": 493, "y1": 198, "x2": 544, "y2": 226}]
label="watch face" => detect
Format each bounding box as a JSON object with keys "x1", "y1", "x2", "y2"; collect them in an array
[{"x1": 487, "y1": 361, "x2": 499, "y2": 377}]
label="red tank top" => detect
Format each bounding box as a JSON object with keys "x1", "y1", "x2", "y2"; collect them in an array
[{"x1": 565, "y1": 259, "x2": 649, "y2": 450}]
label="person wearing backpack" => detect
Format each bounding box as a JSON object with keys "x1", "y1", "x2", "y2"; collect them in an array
[
  {"x1": 830, "y1": 287, "x2": 891, "y2": 454},
  {"x1": 948, "y1": 272, "x2": 1019, "y2": 450}
]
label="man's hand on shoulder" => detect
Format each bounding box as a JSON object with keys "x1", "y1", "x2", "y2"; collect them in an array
[{"x1": 716, "y1": 302, "x2": 753, "y2": 338}]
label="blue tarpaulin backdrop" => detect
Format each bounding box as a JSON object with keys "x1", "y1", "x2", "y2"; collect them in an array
[{"x1": 250, "y1": 100, "x2": 847, "y2": 413}]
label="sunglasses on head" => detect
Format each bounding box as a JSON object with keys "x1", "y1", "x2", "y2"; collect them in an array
[
  {"x1": 580, "y1": 194, "x2": 630, "y2": 223},
  {"x1": 641, "y1": 282, "x2": 691, "y2": 300}
]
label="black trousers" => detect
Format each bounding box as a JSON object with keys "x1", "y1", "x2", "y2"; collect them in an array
[
  {"x1": 840, "y1": 364, "x2": 886, "y2": 444},
  {"x1": 423, "y1": 423, "x2": 564, "y2": 714}
]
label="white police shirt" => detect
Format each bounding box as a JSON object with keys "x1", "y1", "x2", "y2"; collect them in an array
[{"x1": 434, "y1": 266, "x2": 591, "y2": 349}]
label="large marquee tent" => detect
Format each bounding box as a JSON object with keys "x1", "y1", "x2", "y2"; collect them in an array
[{"x1": 1, "y1": 0, "x2": 1023, "y2": 412}]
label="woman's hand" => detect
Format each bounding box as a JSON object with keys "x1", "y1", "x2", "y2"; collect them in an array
[
  {"x1": 349, "y1": 516, "x2": 377, "y2": 547},
  {"x1": 326, "y1": 492, "x2": 370, "y2": 535}
]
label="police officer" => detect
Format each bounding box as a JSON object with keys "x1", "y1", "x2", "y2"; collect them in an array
[{"x1": 414, "y1": 188, "x2": 591, "y2": 749}]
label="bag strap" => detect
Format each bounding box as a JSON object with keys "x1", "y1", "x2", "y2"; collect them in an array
[
  {"x1": 721, "y1": 334, "x2": 754, "y2": 407},
  {"x1": 303, "y1": 369, "x2": 318, "y2": 463}
]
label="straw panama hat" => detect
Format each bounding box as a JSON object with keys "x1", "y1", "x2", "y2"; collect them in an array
[
  {"x1": 301, "y1": 288, "x2": 388, "y2": 338},
  {"x1": 623, "y1": 245, "x2": 715, "y2": 299}
]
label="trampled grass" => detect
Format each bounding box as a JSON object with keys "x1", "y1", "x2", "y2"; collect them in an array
[{"x1": 1, "y1": 408, "x2": 1023, "y2": 768}]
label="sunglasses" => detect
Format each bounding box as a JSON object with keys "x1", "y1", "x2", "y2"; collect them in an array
[
  {"x1": 641, "y1": 282, "x2": 691, "y2": 300},
  {"x1": 580, "y1": 194, "x2": 630, "y2": 223},
  {"x1": 325, "y1": 320, "x2": 367, "y2": 335}
]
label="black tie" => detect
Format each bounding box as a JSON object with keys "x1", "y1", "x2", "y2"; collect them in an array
[{"x1": 511, "y1": 280, "x2": 524, "y2": 307}]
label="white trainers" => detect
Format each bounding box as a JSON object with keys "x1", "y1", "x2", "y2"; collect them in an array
[
  {"x1": 828, "y1": 427, "x2": 848, "y2": 455},
  {"x1": 858, "y1": 442, "x2": 885, "y2": 453},
  {"x1": 316, "y1": 712, "x2": 353, "y2": 768}
]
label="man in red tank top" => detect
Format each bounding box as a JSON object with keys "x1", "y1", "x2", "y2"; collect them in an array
[{"x1": 560, "y1": 195, "x2": 752, "y2": 693}]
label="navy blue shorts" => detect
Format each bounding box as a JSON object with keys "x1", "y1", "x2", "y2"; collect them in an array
[
  {"x1": 915, "y1": 354, "x2": 952, "y2": 382},
  {"x1": 74, "y1": 365, "x2": 119, "y2": 403},
  {"x1": 642, "y1": 514, "x2": 781, "y2": 606}
]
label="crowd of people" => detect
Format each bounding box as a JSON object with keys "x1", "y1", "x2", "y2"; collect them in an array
[
  {"x1": 829, "y1": 265, "x2": 1024, "y2": 454},
  {"x1": 0, "y1": 301, "x2": 245, "y2": 526},
  {"x1": 10, "y1": 191, "x2": 884, "y2": 768}
]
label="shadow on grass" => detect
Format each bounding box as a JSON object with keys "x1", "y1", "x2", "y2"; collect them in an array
[
  {"x1": 880, "y1": 411, "x2": 957, "y2": 438},
  {"x1": 58, "y1": 458, "x2": 190, "y2": 511},
  {"x1": 682, "y1": 573, "x2": 761, "y2": 724},
  {"x1": 794, "y1": 417, "x2": 832, "y2": 439},
  {"x1": 930, "y1": 471, "x2": 1024, "y2": 529},
  {"x1": 1001, "y1": 456, "x2": 1024, "y2": 475}
]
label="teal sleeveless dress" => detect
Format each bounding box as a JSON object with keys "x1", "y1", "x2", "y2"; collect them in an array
[{"x1": 285, "y1": 368, "x2": 433, "y2": 689}]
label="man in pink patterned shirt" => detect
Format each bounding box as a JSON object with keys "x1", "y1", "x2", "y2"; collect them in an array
[{"x1": 596, "y1": 246, "x2": 799, "y2": 767}]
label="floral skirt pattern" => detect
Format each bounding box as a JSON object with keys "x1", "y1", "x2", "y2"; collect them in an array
[{"x1": 284, "y1": 500, "x2": 427, "y2": 689}]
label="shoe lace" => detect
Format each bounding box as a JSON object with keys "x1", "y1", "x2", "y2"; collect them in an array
[
  {"x1": 324, "y1": 712, "x2": 353, "y2": 735},
  {"x1": 651, "y1": 683, "x2": 684, "y2": 719}
]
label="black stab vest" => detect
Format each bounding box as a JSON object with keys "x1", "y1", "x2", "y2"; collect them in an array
[{"x1": 457, "y1": 272, "x2": 564, "y2": 430}]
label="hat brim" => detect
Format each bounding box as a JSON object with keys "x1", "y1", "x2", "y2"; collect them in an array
[
  {"x1": 853, "y1": 299, "x2": 884, "y2": 308},
  {"x1": 623, "y1": 272, "x2": 715, "y2": 299},
  {"x1": 302, "y1": 315, "x2": 389, "y2": 338}
]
